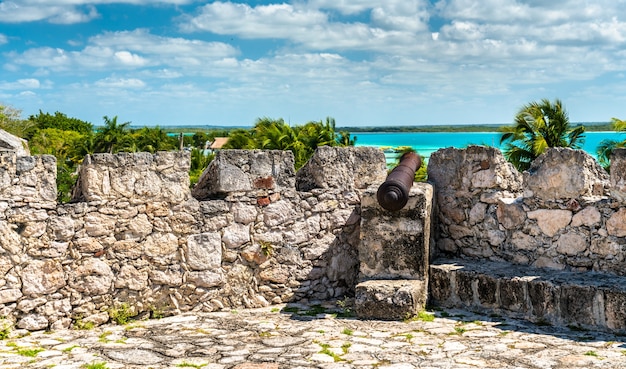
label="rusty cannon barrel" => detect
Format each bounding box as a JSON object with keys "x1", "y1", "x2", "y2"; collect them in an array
[{"x1": 376, "y1": 151, "x2": 421, "y2": 211}]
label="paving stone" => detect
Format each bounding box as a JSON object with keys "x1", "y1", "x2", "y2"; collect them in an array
[{"x1": 0, "y1": 302, "x2": 625, "y2": 368}]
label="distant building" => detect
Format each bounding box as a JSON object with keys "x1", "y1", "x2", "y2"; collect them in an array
[{"x1": 210, "y1": 137, "x2": 229, "y2": 152}]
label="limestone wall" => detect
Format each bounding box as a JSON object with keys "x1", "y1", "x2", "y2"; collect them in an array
[
  {"x1": 0, "y1": 147, "x2": 386, "y2": 331},
  {"x1": 428, "y1": 146, "x2": 626, "y2": 276},
  {"x1": 4, "y1": 140, "x2": 626, "y2": 332}
]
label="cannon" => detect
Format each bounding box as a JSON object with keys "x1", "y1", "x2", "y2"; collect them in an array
[{"x1": 376, "y1": 151, "x2": 421, "y2": 211}]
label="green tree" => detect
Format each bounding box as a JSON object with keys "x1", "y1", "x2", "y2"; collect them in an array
[
  {"x1": 94, "y1": 116, "x2": 132, "y2": 154},
  {"x1": 596, "y1": 117, "x2": 626, "y2": 171},
  {"x1": 130, "y1": 126, "x2": 177, "y2": 153},
  {"x1": 189, "y1": 148, "x2": 215, "y2": 186},
  {"x1": 337, "y1": 131, "x2": 357, "y2": 146},
  {"x1": 224, "y1": 116, "x2": 346, "y2": 169},
  {"x1": 254, "y1": 117, "x2": 297, "y2": 150},
  {"x1": 0, "y1": 103, "x2": 35, "y2": 137},
  {"x1": 223, "y1": 128, "x2": 256, "y2": 149},
  {"x1": 28, "y1": 110, "x2": 93, "y2": 136},
  {"x1": 500, "y1": 99, "x2": 585, "y2": 171}
]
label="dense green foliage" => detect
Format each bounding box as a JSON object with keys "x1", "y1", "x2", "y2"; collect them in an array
[
  {"x1": 223, "y1": 117, "x2": 356, "y2": 169},
  {"x1": 596, "y1": 117, "x2": 626, "y2": 171},
  {"x1": 499, "y1": 99, "x2": 585, "y2": 171}
]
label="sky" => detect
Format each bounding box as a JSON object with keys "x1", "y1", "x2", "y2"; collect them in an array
[{"x1": 1, "y1": 1, "x2": 626, "y2": 127}]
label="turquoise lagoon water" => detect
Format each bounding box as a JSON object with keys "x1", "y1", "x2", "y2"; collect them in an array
[{"x1": 352, "y1": 131, "x2": 624, "y2": 162}]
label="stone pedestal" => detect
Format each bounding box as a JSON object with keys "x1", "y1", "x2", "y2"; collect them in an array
[
  {"x1": 355, "y1": 279, "x2": 427, "y2": 320},
  {"x1": 355, "y1": 182, "x2": 433, "y2": 320}
]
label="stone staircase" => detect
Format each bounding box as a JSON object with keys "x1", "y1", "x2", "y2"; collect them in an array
[{"x1": 430, "y1": 258, "x2": 626, "y2": 334}]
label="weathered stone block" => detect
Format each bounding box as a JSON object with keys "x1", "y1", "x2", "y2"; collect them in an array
[
  {"x1": 73, "y1": 151, "x2": 190, "y2": 203},
  {"x1": 499, "y1": 277, "x2": 527, "y2": 313},
  {"x1": 428, "y1": 146, "x2": 523, "y2": 193},
  {"x1": 359, "y1": 183, "x2": 432, "y2": 280},
  {"x1": 527, "y1": 279, "x2": 558, "y2": 319},
  {"x1": 559, "y1": 285, "x2": 598, "y2": 327},
  {"x1": 605, "y1": 290, "x2": 626, "y2": 331},
  {"x1": 186, "y1": 233, "x2": 222, "y2": 271},
  {"x1": 477, "y1": 274, "x2": 498, "y2": 306},
  {"x1": 456, "y1": 270, "x2": 476, "y2": 306},
  {"x1": 524, "y1": 148, "x2": 609, "y2": 200},
  {"x1": 192, "y1": 150, "x2": 295, "y2": 199},
  {"x1": 607, "y1": 208, "x2": 626, "y2": 237},
  {"x1": 527, "y1": 209, "x2": 572, "y2": 237},
  {"x1": 610, "y1": 148, "x2": 626, "y2": 202},
  {"x1": 296, "y1": 146, "x2": 386, "y2": 192},
  {"x1": 354, "y1": 279, "x2": 427, "y2": 320},
  {"x1": 21, "y1": 260, "x2": 66, "y2": 296},
  {"x1": 427, "y1": 264, "x2": 454, "y2": 306}
]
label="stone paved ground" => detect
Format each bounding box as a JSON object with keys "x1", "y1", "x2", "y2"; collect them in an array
[{"x1": 1, "y1": 301, "x2": 625, "y2": 369}]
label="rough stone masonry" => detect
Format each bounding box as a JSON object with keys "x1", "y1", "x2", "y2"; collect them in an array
[
  {"x1": 3, "y1": 123, "x2": 626, "y2": 335},
  {"x1": 0, "y1": 143, "x2": 387, "y2": 331}
]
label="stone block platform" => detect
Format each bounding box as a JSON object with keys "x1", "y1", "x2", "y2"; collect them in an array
[
  {"x1": 354, "y1": 279, "x2": 427, "y2": 320},
  {"x1": 430, "y1": 258, "x2": 626, "y2": 334}
]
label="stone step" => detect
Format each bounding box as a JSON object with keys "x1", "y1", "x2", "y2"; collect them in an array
[
  {"x1": 354, "y1": 279, "x2": 427, "y2": 320},
  {"x1": 429, "y1": 258, "x2": 626, "y2": 334}
]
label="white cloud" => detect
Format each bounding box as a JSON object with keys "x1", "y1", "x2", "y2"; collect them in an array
[
  {"x1": 6, "y1": 29, "x2": 238, "y2": 73},
  {"x1": 94, "y1": 77, "x2": 146, "y2": 89},
  {"x1": 4, "y1": 1, "x2": 626, "y2": 125},
  {"x1": 114, "y1": 51, "x2": 148, "y2": 66},
  {"x1": 0, "y1": 78, "x2": 41, "y2": 90},
  {"x1": 0, "y1": 34, "x2": 7, "y2": 45},
  {"x1": 0, "y1": 2, "x2": 99, "y2": 23},
  {"x1": 0, "y1": 0, "x2": 195, "y2": 23},
  {"x1": 180, "y1": 2, "x2": 328, "y2": 38}
]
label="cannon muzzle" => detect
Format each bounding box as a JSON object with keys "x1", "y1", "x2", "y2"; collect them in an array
[{"x1": 376, "y1": 151, "x2": 421, "y2": 211}]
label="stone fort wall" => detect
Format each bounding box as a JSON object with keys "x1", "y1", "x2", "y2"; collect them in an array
[
  {"x1": 0, "y1": 147, "x2": 386, "y2": 330},
  {"x1": 2, "y1": 143, "x2": 626, "y2": 332}
]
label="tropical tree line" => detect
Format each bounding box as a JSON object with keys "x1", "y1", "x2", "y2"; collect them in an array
[
  {"x1": 223, "y1": 116, "x2": 357, "y2": 169},
  {"x1": 2, "y1": 99, "x2": 626, "y2": 201},
  {"x1": 0, "y1": 107, "x2": 219, "y2": 202},
  {"x1": 0, "y1": 104, "x2": 357, "y2": 202}
]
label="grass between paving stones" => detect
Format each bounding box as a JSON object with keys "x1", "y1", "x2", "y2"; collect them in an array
[
  {"x1": 98, "y1": 331, "x2": 112, "y2": 343},
  {"x1": 448, "y1": 326, "x2": 466, "y2": 336},
  {"x1": 317, "y1": 342, "x2": 344, "y2": 362},
  {"x1": 584, "y1": 350, "x2": 601, "y2": 359},
  {"x1": 404, "y1": 310, "x2": 435, "y2": 322},
  {"x1": 16, "y1": 347, "x2": 44, "y2": 357},
  {"x1": 62, "y1": 345, "x2": 80, "y2": 352},
  {"x1": 281, "y1": 302, "x2": 354, "y2": 318},
  {"x1": 82, "y1": 362, "x2": 108, "y2": 369},
  {"x1": 176, "y1": 362, "x2": 208, "y2": 368}
]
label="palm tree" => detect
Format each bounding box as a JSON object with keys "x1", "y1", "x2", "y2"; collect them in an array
[
  {"x1": 596, "y1": 117, "x2": 626, "y2": 171},
  {"x1": 94, "y1": 115, "x2": 131, "y2": 154},
  {"x1": 131, "y1": 126, "x2": 177, "y2": 153},
  {"x1": 337, "y1": 131, "x2": 357, "y2": 146},
  {"x1": 500, "y1": 99, "x2": 585, "y2": 171},
  {"x1": 254, "y1": 118, "x2": 296, "y2": 150}
]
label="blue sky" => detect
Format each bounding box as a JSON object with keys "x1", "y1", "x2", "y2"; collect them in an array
[{"x1": 1, "y1": 1, "x2": 626, "y2": 127}]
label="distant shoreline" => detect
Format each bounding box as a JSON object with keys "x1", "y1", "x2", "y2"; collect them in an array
[{"x1": 157, "y1": 122, "x2": 612, "y2": 134}]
